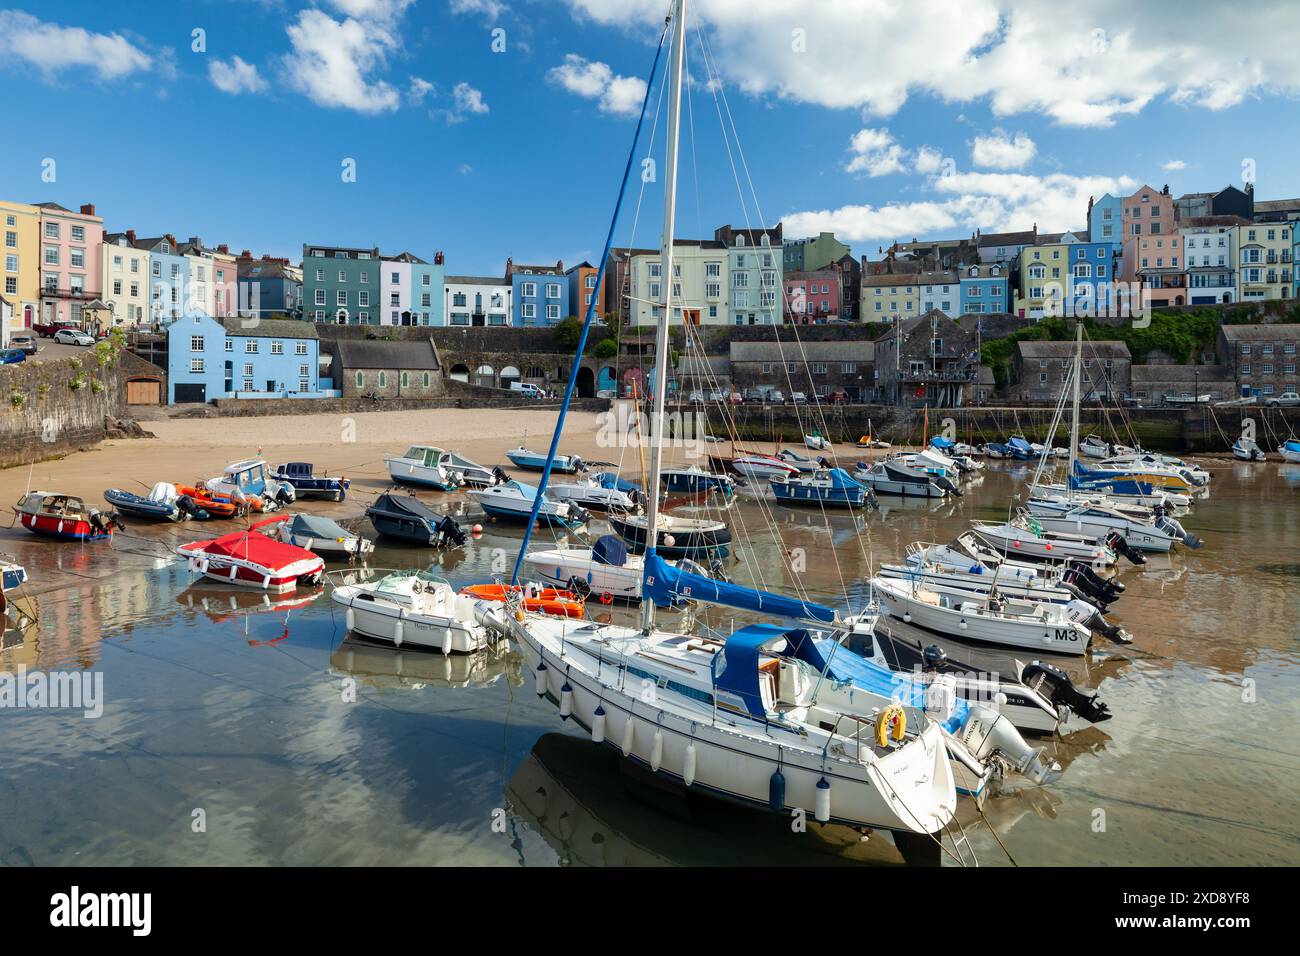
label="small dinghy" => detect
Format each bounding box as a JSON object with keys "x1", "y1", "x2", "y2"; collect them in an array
[
  {"x1": 546, "y1": 473, "x2": 639, "y2": 513},
  {"x1": 175, "y1": 484, "x2": 241, "y2": 518},
  {"x1": 507, "y1": 446, "x2": 584, "y2": 473},
  {"x1": 178, "y1": 530, "x2": 324, "y2": 592},
  {"x1": 104, "y1": 482, "x2": 203, "y2": 522},
  {"x1": 771, "y1": 467, "x2": 870, "y2": 508},
  {"x1": 367, "y1": 493, "x2": 466, "y2": 547},
  {"x1": 470, "y1": 480, "x2": 588, "y2": 528},
  {"x1": 461, "y1": 582, "x2": 585, "y2": 618},
  {"x1": 1280, "y1": 439, "x2": 1300, "y2": 464},
  {"x1": 204, "y1": 459, "x2": 296, "y2": 511},
  {"x1": 1233, "y1": 437, "x2": 1266, "y2": 462},
  {"x1": 384, "y1": 445, "x2": 464, "y2": 491},
  {"x1": 272, "y1": 462, "x2": 350, "y2": 501},
  {"x1": 804, "y1": 432, "x2": 832, "y2": 450},
  {"x1": 731, "y1": 453, "x2": 800, "y2": 481},
  {"x1": 606, "y1": 511, "x2": 731, "y2": 559},
  {"x1": 331, "y1": 569, "x2": 497, "y2": 654},
  {"x1": 257, "y1": 513, "x2": 374, "y2": 559},
  {"x1": 13, "y1": 492, "x2": 123, "y2": 541}
]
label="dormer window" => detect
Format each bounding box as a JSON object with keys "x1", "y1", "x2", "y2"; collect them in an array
[{"x1": 735, "y1": 235, "x2": 747, "y2": 247}]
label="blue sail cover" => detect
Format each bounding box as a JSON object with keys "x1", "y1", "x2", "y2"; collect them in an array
[
  {"x1": 713, "y1": 624, "x2": 829, "y2": 717},
  {"x1": 594, "y1": 471, "x2": 637, "y2": 492},
  {"x1": 824, "y1": 467, "x2": 863, "y2": 489},
  {"x1": 929, "y1": 436, "x2": 955, "y2": 450},
  {"x1": 1008, "y1": 436, "x2": 1033, "y2": 457},
  {"x1": 591, "y1": 534, "x2": 628, "y2": 566},
  {"x1": 642, "y1": 551, "x2": 837, "y2": 624}
]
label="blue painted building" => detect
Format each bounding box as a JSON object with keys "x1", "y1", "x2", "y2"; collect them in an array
[
  {"x1": 410, "y1": 252, "x2": 446, "y2": 326},
  {"x1": 958, "y1": 263, "x2": 1010, "y2": 315},
  {"x1": 237, "y1": 254, "x2": 302, "y2": 318},
  {"x1": 1066, "y1": 240, "x2": 1119, "y2": 316},
  {"x1": 1087, "y1": 194, "x2": 1123, "y2": 248},
  {"x1": 166, "y1": 309, "x2": 333, "y2": 404},
  {"x1": 130, "y1": 233, "x2": 190, "y2": 325},
  {"x1": 506, "y1": 259, "x2": 569, "y2": 327}
]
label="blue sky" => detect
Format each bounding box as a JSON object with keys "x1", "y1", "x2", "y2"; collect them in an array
[{"x1": 2, "y1": 0, "x2": 1298, "y2": 274}]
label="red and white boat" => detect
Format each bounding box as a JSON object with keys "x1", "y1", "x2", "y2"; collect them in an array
[
  {"x1": 177, "y1": 530, "x2": 325, "y2": 592},
  {"x1": 13, "y1": 492, "x2": 121, "y2": 542},
  {"x1": 730, "y1": 454, "x2": 800, "y2": 481}
]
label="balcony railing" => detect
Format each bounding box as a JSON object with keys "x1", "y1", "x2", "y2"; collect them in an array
[
  {"x1": 42, "y1": 286, "x2": 97, "y2": 300},
  {"x1": 898, "y1": 368, "x2": 977, "y2": 383}
]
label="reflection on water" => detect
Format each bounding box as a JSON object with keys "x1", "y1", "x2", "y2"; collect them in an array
[{"x1": 0, "y1": 461, "x2": 1297, "y2": 865}]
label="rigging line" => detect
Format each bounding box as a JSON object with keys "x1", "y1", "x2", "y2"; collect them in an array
[{"x1": 509, "y1": 14, "x2": 671, "y2": 586}]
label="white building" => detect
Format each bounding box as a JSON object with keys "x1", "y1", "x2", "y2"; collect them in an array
[
  {"x1": 918, "y1": 270, "x2": 960, "y2": 317},
  {"x1": 101, "y1": 233, "x2": 151, "y2": 327},
  {"x1": 1182, "y1": 217, "x2": 1243, "y2": 305},
  {"x1": 717, "y1": 226, "x2": 781, "y2": 326},
  {"x1": 444, "y1": 275, "x2": 512, "y2": 326},
  {"x1": 381, "y1": 255, "x2": 412, "y2": 326},
  {"x1": 628, "y1": 240, "x2": 730, "y2": 326}
]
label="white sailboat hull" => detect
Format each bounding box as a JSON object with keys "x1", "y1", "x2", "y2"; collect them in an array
[{"x1": 523, "y1": 548, "x2": 645, "y2": 599}]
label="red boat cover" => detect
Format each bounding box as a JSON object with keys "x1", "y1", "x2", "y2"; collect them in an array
[{"x1": 186, "y1": 531, "x2": 317, "y2": 569}]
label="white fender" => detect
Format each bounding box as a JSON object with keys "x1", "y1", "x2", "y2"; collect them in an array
[
  {"x1": 534, "y1": 661, "x2": 547, "y2": 697},
  {"x1": 393, "y1": 613, "x2": 404, "y2": 647},
  {"x1": 650, "y1": 729, "x2": 664, "y2": 771},
  {"x1": 262, "y1": 573, "x2": 271, "y2": 589},
  {"x1": 559, "y1": 682, "x2": 573, "y2": 719},
  {"x1": 591, "y1": 706, "x2": 606, "y2": 744},
  {"x1": 620, "y1": 716, "x2": 635, "y2": 757},
  {"x1": 814, "y1": 776, "x2": 831, "y2": 823},
  {"x1": 441, "y1": 628, "x2": 453, "y2": 656},
  {"x1": 345, "y1": 607, "x2": 355, "y2": 632},
  {"x1": 683, "y1": 742, "x2": 697, "y2": 786}
]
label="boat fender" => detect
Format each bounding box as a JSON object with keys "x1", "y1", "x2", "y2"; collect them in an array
[
  {"x1": 591, "y1": 705, "x2": 606, "y2": 744},
  {"x1": 814, "y1": 777, "x2": 831, "y2": 824},
  {"x1": 262, "y1": 573, "x2": 271, "y2": 589},
  {"x1": 599, "y1": 592, "x2": 613, "y2": 605},
  {"x1": 662, "y1": 533, "x2": 676, "y2": 548},
  {"x1": 902, "y1": 612, "x2": 912, "y2": 624},
  {"x1": 229, "y1": 565, "x2": 239, "y2": 581},
  {"x1": 620, "y1": 716, "x2": 635, "y2": 757},
  {"x1": 650, "y1": 729, "x2": 663, "y2": 771},
  {"x1": 442, "y1": 629, "x2": 453, "y2": 656},
  {"x1": 768, "y1": 768, "x2": 786, "y2": 813},
  {"x1": 534, "y1": 660, "x2": 547, "y2": 697},
  {"x1": 345, "y1": 607, "x2": 355, "y2": 632},
  {"x1": 962, "y1": 706, "x2": 1061, "y2": 784},
  {"x1": 683, "y1": 742, "x2": 697, "y2": 787},
  {"x1": 875, "y1": 704, "x2": 907, "y2": 749},
  {"x1": 1021, "y1": 661, "x2": 1112, "y2": 725},
  {"x1": 393, "y1": 613, "x2": 405, "y2": 647},
  {"x1": 559, "y1": 682, "x2": 573, "y2": 719}
]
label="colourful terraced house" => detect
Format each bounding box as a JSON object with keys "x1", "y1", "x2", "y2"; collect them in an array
[{"x1": 1, "y1": 200, "x2": 41, "y2": 335}]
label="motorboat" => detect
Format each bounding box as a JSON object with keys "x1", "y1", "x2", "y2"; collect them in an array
[
  {"x1": 384, "y1": 445, "x2": 464, "y2": 491},
  {"x1": 546, "y1": 473, "x2": 638, "y2": 513},
  {"x1": 770, "y1": 468, "x2": 871, "y2": 508},
  {"x1": 366, "y1": 493, "x2": 466, "y2": 546},
  {"x1": 507, "y1": 446, "x2": 584, "y2": 473},
  {"x1": 331, "y1": 569, "x2": 496, "y2": 654},
  {"x1": 1026, "y1": 497, "x2": 1201, "y2": 552},
  {"x1": 462, "y1": 582, "x2": 585, "y2": 619},
  {"x1": 173, "y1": 484, "x2": 241, "y2": 518},
  {"x1": 203, "y1": 459, "x2": 296, "y2": 510},
  {"x1": 524, "y1": 534, "x2": 647, "y2": 602},
  {"x1": 104, "y1": 483, "x2": 203, "y2": 522},
  {"x1": 177, "y1": 529, "x2": 324, "y2": 592},
  {"x1": 1101, "y1": 452, "x2": 1210, "y2": 487},
  {"x1": 1072, "y1": 459, "x2": 1202, "y2": 495},
  {"x1": 854, "y1": 460, "x2": 948, "y2": 498},
  {"x1": 439, "y1": 450, "x2": 503, "y2": 487},
  {"x1": 606, "y1": 511, "x2": 731, "y2": 559},
  {"x1": 470, "y1": 480, "x2": 588, "y2": 528},
  {"x1": 13, "y1": 492, "x2": 122, "y2": 541},
  {"x1": 257, "y1": 513, "x2": 374, "y2": 559},
  {"x1": 776, "y1": 448, "x2": 822, "y2": 473},
  {"x1": 661, "y1": 466, "x2": 734, "y2": 497},
  {"x1": 1280, "y1": 439, "x2": 1300, "y2": 463},
  {"x1": 982, "y1": 442, "x2": 1013, "y2": 459},
  {"x1": 730, "y1": 453, "x2": 800, "y2": 481},
  {"x1": 271, "y1": 462, "x2": 350, "y2": 500},
  {"x1": 970, "y1": 517, "x2": 1121, "y2": 569},
  {"x1": 804, "y1": 432, "x2": 832, "y2": 450},
  {"x1": 1, "y1": 557, "x2": 26, "y2": 596},
  {"x1": 1078, "y1": 435, "x2": 1111, "y2": 459},
  {"x1": 1233, "y1": 437, "x2": 1266, "y2": 462}
]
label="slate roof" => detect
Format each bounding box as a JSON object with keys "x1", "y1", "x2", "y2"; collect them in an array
[
  {"x1": 330, "y1": 338, "x2": 441, "y2": 371},
  {"x1": 221, "y1": 317, "x2": 319, "y2": 340},
  {"x1": 1219, "y1": 324, "x2": 1300, "y2": 342},
  {"x1": 1017, "y1": 340, "x2": 1130, "y2": 361}
]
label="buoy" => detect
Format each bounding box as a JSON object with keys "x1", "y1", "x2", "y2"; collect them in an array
[
  {"x1": 959, "y1": 619, "x2": 968, "y2": 630},
  {"x1": 768, "y1": 768, "x2": 786, "y2": 813},
  {"x1": 994, "y1": 692, "x2": 1007, "y2": 708},
  {"x1": 591, "y1": 705, "x2": 606, "y2": 744},
  {"x1": 650, "y1": 729, "x2": 664, "y2": 771},
  {"x1": 393, "y1": 615, "x2": 404, "y2": 647},
  {"x1": 534, "y1": 660, "x2": 548, "y2": 696},
  {"x1": 599, "y1": 592, "x2": 613, "y2": 605},
  {"x1": 559, "y1": 682, "x2": 573, "y2": 719},
  {"x1": 814, "y1": 776, "x2": 831, "y2": 823},
  {"x1": 1013, "y1": 541, "x2": 1021, "y2": 548},
  {"x1": 441, "y1": 628, "x2": 453, "y2": 656},
  {"x1": 683, "y1": 742, "x2": 697, "y2": 787},
  {"x1": 472, "y1": 523, "x2": 483, "y2": 534},
  {"x1": 903, "y1": 612, "x2": 912, "y2": 623},
  {"x1": 345, "y1": 607, "x2": 355, "y2": 632},
  {"x1": 662, "y1": 533, "x2": 676, "y2": 548},
  {"x1": 1045, "y1": 543, "x2": 1053, "y2": 551},
  {"x1": 620, "y1": 717, "x2": 635, "y2": 756}
]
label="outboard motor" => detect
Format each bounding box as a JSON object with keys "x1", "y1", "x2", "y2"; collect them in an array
[
  {"x1": 1061, "y1": 563, "x2": 1117, "y2": 606},
  {"x1": 571, "y1": 456, "x2": 585, "y2": 472},
  {"x1": 1069, "y1": 560, "x2": 1125, "y2": 597},
  {"x1": 865, "y1": 487, "x2": 879, "y2": 511},
  {"x1": 568, "y1": 505, "x2": 592, "y2": 527},
  {"x1": 565, "y1": 575, "x2": 592, "y2": 598},
  {"x1": 922, "y1": 644, "x2": 947, "y2": 673},
  {"x1": 175, "y1": 495, "x2": 205, "y2": 521},
  {"x1": 1085, "y1": 609, "x2": 1133, "y2": 645},
  {"x1": 936, "y1": 475, "x2": 962, "y2": 497},
  {"x1": 1021, "y1": 661, "x2": 1112, "y2": 725},
  {"x1": 274, "y1": 481, "x2": 296, "y2": 505},
  {"x1": 491, "y1": 465, "x2": 510, "y2": 485},
  {"x1": 436, "y1": 515, "x2": 467, "y2": 547},
  {"x1": 816, "y1": 456, "x2": 831, "y2": 468},
  {"x1": 1105, "y1": 532, "x2": 1146, "y2": 566},
  {"x1": 1156, "y1": 515, "x2": 1202, "y2": 549},
  {"x1": 960, "y1": 706, "x2": 1061, "y2": 785}
]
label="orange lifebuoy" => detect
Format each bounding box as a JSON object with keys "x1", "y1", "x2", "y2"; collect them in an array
[{"x1": 599, "y1": 592, "x2": 613, "y2": 605}]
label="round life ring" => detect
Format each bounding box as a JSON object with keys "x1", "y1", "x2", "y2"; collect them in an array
[
  {"x1": 875, "y1": 703, "x2": 907, "y2": 749},
  {"x1": 599, "y1": 592, "x2": 614, "y2": 605}
]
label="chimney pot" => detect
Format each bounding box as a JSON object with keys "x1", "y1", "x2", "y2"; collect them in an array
[{"x1": 79, "y1": 203, "x2": 95, "y2": 216}]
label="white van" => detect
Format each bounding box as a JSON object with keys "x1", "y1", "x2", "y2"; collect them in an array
[{"x1": 510, "y1": 382, "x2": 546, "y2": 399}]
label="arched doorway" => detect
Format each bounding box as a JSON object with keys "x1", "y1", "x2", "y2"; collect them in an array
[
  {"x1": 23, "y1": 305, "x2": 33, "y2": 328},
  {"x1": 450, "y1": 363, "x2": 470, "y2": 383},
  {"x1": 598, "y1": 366, "x2": 616, "y2": 393},
  {"x1": 576, "y1": 366, "x2": 595, "y2": 398},
  {"x1": 474, "y1": 364, "x2": 495, "y2": 387},
  {"x1": 336, "y1": 309, "x2": 349, "y2": 324},
  {"x1": 500, "y1": 365, "x2": 521, "y2": 388}
]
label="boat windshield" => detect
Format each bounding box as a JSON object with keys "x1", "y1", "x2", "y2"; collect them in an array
[{"x1": 375, "y1": 570, "x2": 448, "y2": 596}]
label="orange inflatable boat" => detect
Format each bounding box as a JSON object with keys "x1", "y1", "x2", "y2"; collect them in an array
[
  {"x1": 461, "y1": 583, "x2": 585, "y2": 619},
  {"x1": 175, "y1": 485, "x2": 242, "y2": 519}
]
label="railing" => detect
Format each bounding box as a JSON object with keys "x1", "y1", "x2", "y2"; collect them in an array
[
  {"x1": 42, "y1": 287, "x2": 97, "y2": 300},
  {"x1": 897, "y1": 368, "x2": 976, "y2": 382}
]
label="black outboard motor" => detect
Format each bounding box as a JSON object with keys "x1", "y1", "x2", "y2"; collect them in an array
[
  {"x1": 175, "y1": 495, "x2": 207, "y2": 521},
  {"x1": 1070, "y1": 560, "x2": 1125, "y2": 597},
  {"x1": 1105, "y1": 531, "x2": 1146, "y2": 566},
  {"x1": 491, "y1": 465, "x2": 510, "y2": 486},
  {"x1": 565, "y1": 575, "x2": 592, "y2": 598},
  {"x1": 921, "y1": 644, "x2": 947, "y2": 673},
  {"x1": 1021, "y1": 661, "x2": 1112, "y2": 724},
  {"x1": 1086, "y1": 610, "x2": 1133, "y2": 645},
  {"x1": 936, "y1": 475, "x2": 962, "y2": 497},
  {"x1": 816, "y1": 456, "x2": 831, "y2": 468},
  {"x1": 436, "y1": 515, "x2": 467, "y2": 547},
  {"x1": 571, "y1": 456, "x2": 585, "y2": 472},
  {"x1": 1061, "y1": 564, "x2": 1117, "y2": 606},
  {"x1": 89, "y1": 509, "x2": 125, "y2": 535}
]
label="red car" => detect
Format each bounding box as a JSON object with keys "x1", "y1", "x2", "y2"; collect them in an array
[{"x1": 32, "y1": 321, "x2": 79, "y2": 338}]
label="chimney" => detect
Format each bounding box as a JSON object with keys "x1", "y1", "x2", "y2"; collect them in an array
[
  {"x1": 79, "y1": 203, "x2": 96, "y2": 217},
  {"x1": 165, "y1": 233, "x2": 176, "y2": 246},
  {"x1": 188, "y1": 236, "x2": 201, "y2": 247},
  {"x1": 434, "y1": 250, "x2": 444, "y2": 265},
  {"x1": 240, "y1": 249, "x2": 252, "y2": 259},
  {"x1": 126, "y1": 229, "x2": 136, "y2": 243},
  {"x1": 217, "y1": 244, "x2": 229, "y2": 255}
]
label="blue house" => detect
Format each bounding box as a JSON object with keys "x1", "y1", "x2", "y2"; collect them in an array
[
  {"x1": 506, "y1": 259, "x2": 569, "y2": 327},
  {"x1": 237, "y1": 254, "x2": 302, "y2": 318},
  {"x1": 129, "y1": 233, "x2": 190, "y2": 325},
  {"x1": 958, "y1": 263, "x2": 1010, "y2": 315},
  {"x1": 410, "y1": 253, "x2": 446, "y2": 326},
  {"x1": 1087, "y1": 194, "x2": 1123, "y2": 248},
  {"x1": 1066, "y1": 241, "x2": 1119, "y2": 316},
  {"x1": 166, "y1": 309, "x2": 334, "y2": 404}
]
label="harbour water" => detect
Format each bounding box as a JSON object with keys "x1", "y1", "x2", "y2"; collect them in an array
[{"x1": 2, "y1": 460, "x2": 1298, "y2": 866}]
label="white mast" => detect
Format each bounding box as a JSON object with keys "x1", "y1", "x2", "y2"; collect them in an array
[
  {"x1": 641, "y1": 0, "x2": 686, "y2": 633},
  {"x1": 1068, "y1": 322, "x2": 1082, "y2": 499}
]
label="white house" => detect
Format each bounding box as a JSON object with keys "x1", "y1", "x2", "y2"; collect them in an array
[{"x1": 444, "y1": 275, "x2": 512, "y2": 326}]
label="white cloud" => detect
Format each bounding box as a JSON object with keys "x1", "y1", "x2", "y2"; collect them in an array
[
  {"x1": 844, "y1": 128, "x2": 907, "y2": 177},
  {"x1": 408, "y1": 76, "x2": 435, "y2": 104},
  {"x1": 283, "y1": 8, "x2": 402, "y2": 113},
  {"x1": 0, "y1": 11, "x2": 152, "y2": 81},
  {"x1": 560, "y1": 0, "x2": 1300, "y2": 127},
  {"x1": 1162, "y1": 159, "x2": 1187, "y2": 171},
  {"x1": 209, "y1": 56, "x2": 267, "y2": 95},
  {"x1": 453, "y1": 81, "x2": 489, "y2": 115},
  {"x1": 459, "y1": 163, "x2": 474, "y2": 175},
  {"x1": 547, "y1": 53, "x2": 647, "y2": 118},
  {"x1": 971, "y1": 130, "x2": 1037, "y2": 169},
  {"x1": 449, "y1": 0, "x2": 509, "y2": 18},
  {"x1": 913, "y1": 146, "x2": 946, "y2": 175}
]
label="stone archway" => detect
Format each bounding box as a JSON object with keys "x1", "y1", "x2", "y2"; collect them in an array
[
  {"x1": 500, "y1": 365, "x2": 521, "y2": 387},
  {"x1": 576, "y1": 366, "x2": 596, "y2": 398},
  {"x1": 450, "y1": 363, "x2": 470, "y2": 383},
  {"x1": 474, "y1": 364, "x2": 496, "y2": 387}
]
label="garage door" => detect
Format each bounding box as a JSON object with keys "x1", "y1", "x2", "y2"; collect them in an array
[
  {"x1": 126, "y1": 379, "x2": 161, "y2": 405},
  {"x1": 173, "y1": 383, "x2": 206, "y2": 404}
]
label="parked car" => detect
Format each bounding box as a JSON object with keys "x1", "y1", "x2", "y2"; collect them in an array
[
  {"x1": 33, "y1": 321, "x2": 78, "y2": 338},
  {"x1": 0, "y1": 348, "x2": 26, "y2": 365},
  {"x1": 687, "y1": 390, "x2": 705, "y2": 404},
  {"x1": 9, "y1": 334, "x2": 38, "y2": 356},
  {"x1": 595, "y1": 388, "x2": 617, "y2": 400},
  {"x1": 53, "y1": 328, "x2": 96, "y2": 346},
  {"x1": 508, "y1": 381, "x2": 546, "y2": 399},
  {"x1": 788, "y1": 391, "x2": 808, "y2": 405},
  {"x1": 1266, "y1": 392, "x2": 1300, "y2": 407},
  {"x1": 826, "y1": 390, "x2": 849, "y2": 405},
  {"x1": 705, "y1": 388, "x2": 726, "y2": 402},
  {"x1": 767, "y1": 389, "x2": 786, "y2": 404}
]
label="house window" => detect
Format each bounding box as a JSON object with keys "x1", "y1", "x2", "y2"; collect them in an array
[
  {"x1": 522, "y1": 303, "x2": 536, "y2": 319},
  {"x1": 337, "y1": 290, "x2": 347, "y2": 306},
  {"x1": 243, "y1": 362, "x2": 254, "y2": 377},
  {"x1": 401, "y1": 371, "x2": 409, "y2": 388},
  {"x1": 190, "y1": 359, "x2": 205, "y2": 373},
  {"x1": 356, "y1": 371, "x2": 365, "y2": 389},
  {"x1": 546, "y1": 283, "x2": 561, "y2": 298},
  {"x1": 271, "y1": 341, "x2": 284, "y2": 355},
  {"x1": 245, "y1": 340, "x2": 259, "y2": 353},
  {"x1": 378, "y1": 371, "x2": 387, "y2": 388},
  {"x1": 522, "y1": 282, "x2": 537, "y2": 297},
  {"x1": 546, "y1": 305, "x2": 560, "y2": 320},
  {"x1": 422, "y1": 372, "x2": 431, "y2": 388},
  {"x1": 358, "y1": 291, "x2": 369, "y2": 307},
  {"x1": 190, "y1": 335, "x2": 204, "y2": 351},
  {"x1": 225, "y1": 340, "x2": 233, "y2": 352},
  {"x1": 296, "y1": 342, "x2": 308, "y2": 355}
]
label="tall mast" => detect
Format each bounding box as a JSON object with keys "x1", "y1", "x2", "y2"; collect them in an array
[
  {"x1": 1068, "y1": 322, "x2": 1081, "y2": 499},
  {"x1": 640, "y1": 0, "x2": 686, "y2": 633}
]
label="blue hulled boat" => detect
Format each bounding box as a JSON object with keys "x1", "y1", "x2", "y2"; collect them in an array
[
  {"x1": 507, "y1": 446, "x2": 584, "y2": 473},
  {"x1": 660, "y1": 465, "x2": 735, "y2": 497},
  {"x1": 770, "y1": 467, "x2": 871, "y2": 508},
  {"x1": 272, "y1": 462, "x2": 350, "y2": 500},
  {"x1": 366, "y1": 493, "x2": 466, "y2": 547}
]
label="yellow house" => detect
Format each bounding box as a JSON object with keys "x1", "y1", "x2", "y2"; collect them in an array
[
  {"x1": 1236, "y1": 222, "x2": 1293, "y2": 301},
  {"x1": 1, "y1": 200, "x2": 41, "y2": 334},
  {"x1": 861, "y1": 272, "x2": 921, "y2": 322},
  {"x1": 101, "y1": 232, "x2": 151, "y2": 326},
  {"x1": 1015, "y1": 240, "x2": 1070, "y2": 318}
]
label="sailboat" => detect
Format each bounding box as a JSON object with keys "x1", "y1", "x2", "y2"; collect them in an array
[{"x1": 493, "y1": 0, "x2": 971, "y2": 843}]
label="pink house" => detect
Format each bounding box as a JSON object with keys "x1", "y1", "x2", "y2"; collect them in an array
[
  {"x1": 36, "y1": 201, "x2": 104, "y2": 327},
  {"x1": 784, "y1": 268, "x2": 842, "y2": 324},
  {"x1": 1120, "y1": 185, "x2": 1187, "y2": 308}
]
